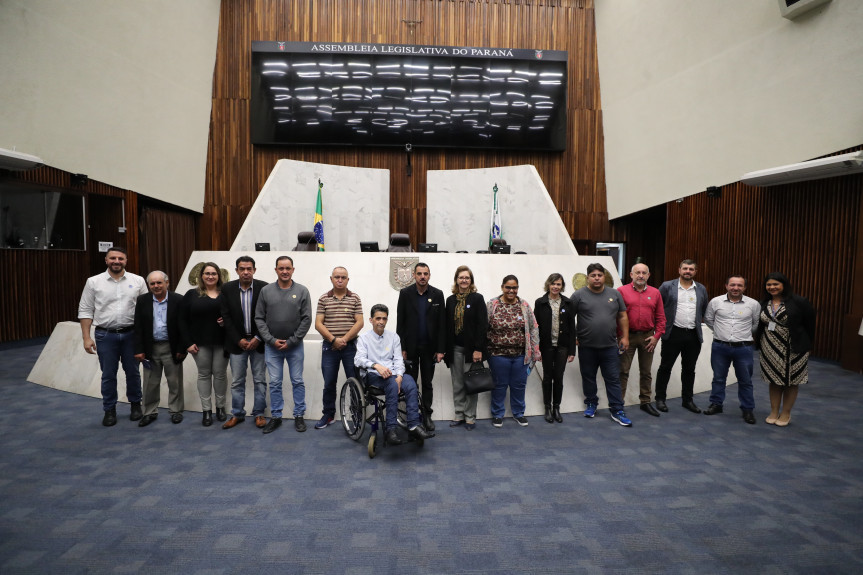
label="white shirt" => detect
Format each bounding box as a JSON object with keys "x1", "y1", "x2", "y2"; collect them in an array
[
  {"x1": 78, "y1": 270, "x2": 147, "y2": 329},
  {"x1": 704, "y1": 294, "x2": 761, "y2": 342},
  {"x1": 355, "y1": 329, "x2": 405, "y2": 377},
  {"x1": 674, "y1": 282, "x2": 698, "y2": 329}
]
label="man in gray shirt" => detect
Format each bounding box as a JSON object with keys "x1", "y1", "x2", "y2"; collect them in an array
[
  {"x1": 255, "y1": 256, "x2": 312, "y2": 434},
  {"x1": 703, "y1": 275, "x2": 761, "y2": 424},
  {"x1": 571, "y1": 263, "x2": 632, "y2": 426}
]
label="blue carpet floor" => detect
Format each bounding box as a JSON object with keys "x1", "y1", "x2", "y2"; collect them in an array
[{"x1": 1, "y1": 340, "x2": 862, "y2": 574}]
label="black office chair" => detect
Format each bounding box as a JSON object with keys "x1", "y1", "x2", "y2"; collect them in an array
[
  {"x1": 385, "y1": 233, "x2": 412, "y2": 252},
  {"x1": 292, "y1": 231, "x2": 316, "y2": 251}
]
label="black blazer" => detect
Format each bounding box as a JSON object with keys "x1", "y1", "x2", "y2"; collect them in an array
[
  {"x1": 396, "y1": 284, "x2": 447, "y2": 356},
  {"x1": 754, "y1": 294, "x2": 816, "y2": 355},
  {"x1": 444, "y1": 292, "x2": 489, "y2": 367},
  {"x1": 534, "y1": 293, "x2": 577, "y2": 356},
  {"x1": 133, "y1": 291, "x2": 186, "y2": 363},
  {"x1": 220, "y1": 278, "x2": 268, "y2": 355}
]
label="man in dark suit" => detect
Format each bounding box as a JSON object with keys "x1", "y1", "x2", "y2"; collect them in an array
[
  {"x1": 133, "y1": 271, "x2": 186, "y2": 426},
  {"x1": 655, "y1": 259, "x2": 709, "y2": 414},
  {"x1": 220, "y1": 256, "x2": 269, "y2": 430},
  {"x1": 396, "y1": 262, "x2": 446, "y2": 431}
]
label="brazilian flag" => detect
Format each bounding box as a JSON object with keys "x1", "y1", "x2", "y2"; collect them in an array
[{"x1": 314, "y1": 182, "x2": 325, "y2": 251}]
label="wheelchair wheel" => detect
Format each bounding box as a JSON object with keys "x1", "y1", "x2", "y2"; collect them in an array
[
  {"x1": 368, "y1": 433, "x2": 378, "y2": 458},
  {"x1": 396, "y1": 391, "x2": 424, "y2": 430},
  {"x1": 340, "y1": 377, "x2": 366, "y2": 441}
]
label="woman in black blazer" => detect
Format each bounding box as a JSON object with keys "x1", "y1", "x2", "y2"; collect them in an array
[
  {"x1": 444, "y1": 265, "x2": 488, "y2": 431},
  {"x1": 534, "y1": 273, "x2": 576, "y2": 423},
  {"x1": 754, "y1": 272, "x2": 816, "y2": 427}
]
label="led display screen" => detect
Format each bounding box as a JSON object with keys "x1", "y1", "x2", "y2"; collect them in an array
[{"x1": 251, "y1": 41, "x2": 567, "y2": 151}]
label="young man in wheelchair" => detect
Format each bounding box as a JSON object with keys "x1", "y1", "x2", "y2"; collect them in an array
[{"x1": 355, "y1": 304, "x2": 435, "y2": 445}]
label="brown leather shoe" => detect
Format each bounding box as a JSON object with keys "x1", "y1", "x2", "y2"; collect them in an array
[
  {"x1": 255, "y1": 415, "x2": 267, "y2": 428},
  {"x1": 222, "y1": 416, "x2": 244, "y2": 429}
]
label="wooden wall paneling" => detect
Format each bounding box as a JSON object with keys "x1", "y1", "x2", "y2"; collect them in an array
[
  {"x1": 663, "y1": 173, "x2": 862, "y2": 361},
  {"x1": 0, "y1": 166, "x2": 152, "y2": 343},
  {"x1": 207, "y1": 0, "x2": 606, "y2": 250}
]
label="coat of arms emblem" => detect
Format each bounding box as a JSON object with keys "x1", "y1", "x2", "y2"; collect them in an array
[{"x1": 390, "y1": 257, "x2": 420, "y2": 291}]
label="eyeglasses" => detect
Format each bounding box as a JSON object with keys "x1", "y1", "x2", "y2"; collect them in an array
[
  {"x1": 503, "y1": 286, "x2": 519, "y2": 291},
  {"x1": 457, "y1": 276, "x2": 471, "y2": 281}
]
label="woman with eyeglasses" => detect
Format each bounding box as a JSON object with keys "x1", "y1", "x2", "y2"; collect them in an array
[
  {"x1": 444, "y1": 265, "x2": 488, "y2": 431},
  {"x1": 180, "y1": 262, "x2": 228, "y2": 427},
  {"x1": 534, "y1": 273, "x2": 576, "y2": 423},
  {"x1": 486, "y1": 275, "x2": 540, "y2": 428}
]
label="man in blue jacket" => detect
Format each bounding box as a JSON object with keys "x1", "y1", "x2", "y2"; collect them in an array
[{"x1": 655, "y1": 259, "x2": 709, "y2": 414}]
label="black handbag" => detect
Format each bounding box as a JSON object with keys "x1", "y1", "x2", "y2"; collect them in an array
[{"x1": 463, "y1": 362, "x2": 495, "y2": 395}]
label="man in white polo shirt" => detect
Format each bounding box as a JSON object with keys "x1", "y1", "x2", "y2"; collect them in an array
[{"x1": 78, "y1": 246, "x2": 148, "y2": 426}]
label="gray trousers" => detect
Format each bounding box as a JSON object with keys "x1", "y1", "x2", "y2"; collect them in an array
[
  {"x1": 192, "y1": 344, "x2": 228, "y2": 411},
  {"x1": 450, "y1": 346, "x2": 478, "y2": 423},
  {"x1": 143, "y1": 341, "x2": 184, "y2": 415}
]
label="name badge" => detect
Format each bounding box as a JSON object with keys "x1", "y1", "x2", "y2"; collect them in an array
[{"x1": 768, "y1": 321, "x2": 776, "y2": 332}]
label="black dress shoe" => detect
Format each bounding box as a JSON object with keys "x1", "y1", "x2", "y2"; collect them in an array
[
  {"x1": 409, "y1": 425, "x2": 434, "y2": 440},
  {"x1": 171, "y1": 412, "x2": 183, "y2": 424},
  {"x1": 202, "y1": 410, "x2": 213, "y2": 427},
  {"x1": 655, "y1": 399, "x2": 668, "y2": 412},
  {"x1": 294, "y1": 416, "x2": 306, "y2": 432},
  {"x1": 544, "y1": 406, "x2": 554, "y2": 423},
  {"x1": 704, "y1": 404, "x2": 724, "y2": 415},
  {"x1": 682, "y1": 400, "x2": 702, "y2": 414},
  {"x1": 102, "y1": 408, "x2": 117, "y2": 427},
  {"x1": 215, "y1": 407, "x2": 227, "y2": 422},
  {"x1": 552, "y1": 406, "x2": 563, "y2": 423},
  {"x1": 130, "y1": 402, "x2": 143, "y2": 421},
  {"x1": 386, "y1": 428, "x2": 403, "y2": 445},
  {"x1": 424, "y1": 415, "x2": 436, "y2": 432},
  {"x1": 138, "y1": 414, "x2": 157, "y2": 427},
  {"x1": 742, "y1": 410, "x2": 756, "y2": 424},
  {"x1": 640, "y1": 403, "x2": 661, "y2": 417},
  {"x1": 262, "y1": 417, "x2": 282, "y2": 434}
]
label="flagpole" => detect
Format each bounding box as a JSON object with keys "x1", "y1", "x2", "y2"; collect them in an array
[{"x1": 314, "y1": 179, "x2": 325, "y2": 251}]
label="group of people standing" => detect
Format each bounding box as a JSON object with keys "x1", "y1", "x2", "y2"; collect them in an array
[
  {"x1": 615, "y1": 260, "x2": 816, "y2": 426},
  {"x1": 78, "y1": 248, "x2": 815, "y2": 433}
]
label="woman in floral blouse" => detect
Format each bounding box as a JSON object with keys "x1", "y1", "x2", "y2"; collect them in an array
[{"x1": 486, "y1": 275, "x2": 541, "y2": 428}]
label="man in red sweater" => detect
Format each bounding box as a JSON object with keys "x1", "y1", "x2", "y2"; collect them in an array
[{"x1": 617, "y1": 263, "x2": 666, "y2": 417}]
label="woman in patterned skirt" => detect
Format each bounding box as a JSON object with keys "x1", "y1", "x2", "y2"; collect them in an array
[{"x1": 754, "y1": 273, "x2": 816, "y2": 427}]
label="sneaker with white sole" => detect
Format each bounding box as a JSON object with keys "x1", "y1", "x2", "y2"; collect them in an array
[
  {"x1": 314, "y1": 415, "x2": 335, "y2": 429},
  {"x1": 584, "y1": 403, "x2": 597, "y2": 418},
  {"x1": 610, "y1": 410, "x2": 632, "y2": 427},
  {"x1": 492, "y1": 417, "x2": 503, "y2": 428},
  {"x1": 513, "y1": 416, "x2": 529, "y2": 427}
]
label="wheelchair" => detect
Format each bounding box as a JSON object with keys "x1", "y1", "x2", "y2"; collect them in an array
[{"x1": 339, "y1": 371, "x2": 429, "y2": 458}]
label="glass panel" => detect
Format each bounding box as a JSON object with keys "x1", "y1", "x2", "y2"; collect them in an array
[{"x1": 0, "y1": 184, "x2": 85, "y2": 250}]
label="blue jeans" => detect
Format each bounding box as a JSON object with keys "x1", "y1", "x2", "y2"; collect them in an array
[
  {"x1": 229, "y1": 349, "x2": 268, "y2": 417},
  {"x1": 366, "y1": 372, "x2": 421, "y2": 430},
  {"x1": 320, "y1": 340, "x2": 356, "y2": 418},
  {"x1": 578, "y1": 346, "x2": 624, "y2": 412},
  {"x1": 488, "y1": 355, "x2": 528, "y2": 419},
  {"x1": 94, "y1": 328, "x2": 141, "y2": 411},
  {"x1": 264, "y1": 343, "x2": 306, "y2": 418},
  {"x1": 708, "y1": 341, "x2": 755, "y2": 410}
]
